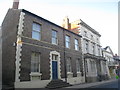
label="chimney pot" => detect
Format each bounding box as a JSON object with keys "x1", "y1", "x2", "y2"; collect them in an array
[{"x1": 12, "y1": 0, "x2": 19, "y2": 9}]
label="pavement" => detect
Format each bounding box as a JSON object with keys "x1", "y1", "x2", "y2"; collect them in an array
[{"x1": 65, "y1": 78, "x2": 118, "y2": 89}]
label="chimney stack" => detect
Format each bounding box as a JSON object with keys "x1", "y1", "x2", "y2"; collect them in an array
[
  {"x1": 62, "y1": 16, "x2": 70, "y2": 29},
  {"x1": 12, "y1": 0, "x2": 19, "y2": 9}
]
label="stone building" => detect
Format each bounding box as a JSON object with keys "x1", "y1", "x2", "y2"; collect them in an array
[
  {"x1": 62, "y1": 17, "x2": 108, "y2": 82},
  {"x1": 1, "y1": 4, "x2": 85, "y2": 89}
]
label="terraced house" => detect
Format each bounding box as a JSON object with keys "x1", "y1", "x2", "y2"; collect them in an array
[{"x1": 1, "y1": 1, "x2": 85, "y2": 89}]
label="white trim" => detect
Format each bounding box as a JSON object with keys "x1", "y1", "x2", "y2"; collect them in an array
[
  {"x1": 49, "y1": 51, "x2": 61, "y2": 80},
  {"x1": 30, "y1": 72, "x2": 42, "y2": 81},
  {"x1": 30, "y1": 72, "x2": 42, "y2": 76},
  {"x1": 15, "y1": 12, "x2": 25, "y2": 82}
]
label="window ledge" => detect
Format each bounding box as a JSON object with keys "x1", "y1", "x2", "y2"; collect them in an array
[
  {"x1": 77, "y1": 72, "x2": 81, "y2": 74},
  {"x1": 30, "y1": 72, "x2": 42, "y2": 76},
  {"x1": 67, "y1": 72, "x2": 73, "y2": 74}
]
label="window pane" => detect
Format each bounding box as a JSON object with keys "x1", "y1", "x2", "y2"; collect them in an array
[
  {"x1": 52, "y1": 38, "x2": 57, "y2": 44},
  {"x1": 65, "y1": 36, "x2": 70, "y2": 48},
  {"x1": 52, "y1": 30, "x2": 57, "y2": 37},
  {"x1": 32, "y1": 23, "x2": 41, "y2": 40},
  {"x1": 75, "y1": 45, "x2": 78, "y2": 50},
  {"x1": 75, "y1": 39, "x2": 79, "y2": 50},
  {"x1": 66, "y1": 42, "x2": 70, "y2": 48},
  {"x1": 33, "y1": 23, "x2": 41, "y2": 32},
  {"x1": 66, "y1": 36, "x2": 70, "y2": 42},
  {"x1": 52, "y1": 54, "x2": 58, "y2": 61},
  {"x1": 75, "y1": 39, "x2": 78, "y2": 45},
  {"x1": 31, "y1": 52, "x2": 40, "y2": 72},
  {"x1": 52, "y1": 30, "x2": 57, "y2": 44},
  {"x1": 32, "y1": 31, "x2": 40, "y2": 40}
]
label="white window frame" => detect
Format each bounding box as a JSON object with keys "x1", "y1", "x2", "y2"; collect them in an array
[
  {"x1": 65, "y1": 35, "x2": 70, "y2": 48},
  {"x1": 75, "y1": 39, "x2": 79, "y2": 50},
  {"x1": 32, "y1": 23, "x2": 41, "y2": 40},
  {"x1": 31, "y1": 52, "x2": 40, "y2": 73},
  {"x1": 52, "y1": 30, "x2": 58, "y2": 45}
]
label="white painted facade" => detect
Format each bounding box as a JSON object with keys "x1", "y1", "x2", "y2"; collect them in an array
[
  {"x1": 77, "y1": 20, "x2": 102, "y2": 78},
  {"x1": 79, "y1": 24, "x2": 101, "y2": 56}
]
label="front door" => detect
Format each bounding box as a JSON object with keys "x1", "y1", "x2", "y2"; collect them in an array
[
  {"x1": 52, "y1": 54, "x2": 58, "y2": 79},
  {"x1": 52, "y1": 61, "x2": 58, "y2": 79}
]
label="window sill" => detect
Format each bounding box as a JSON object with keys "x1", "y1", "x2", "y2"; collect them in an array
[
  {"x1": 77, "y1": 72, "x2": 81, "y2": 74},
  {"x1": 30, "y1": 72, "x2": 42, "y2": 81},
  {"x1": 67, "y1": 72, "x2": 73, "y2": 74},
  {"x1": 30, "y1": 72, "x2": 42, "y2": 76}
]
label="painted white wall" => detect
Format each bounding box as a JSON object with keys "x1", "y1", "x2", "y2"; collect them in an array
[
  {"x1": 79, "y1": 22, "x2": 102, "y2": 77},
  {"x1": 80, "y1": 25, "x2": 101, "y2": 56}
]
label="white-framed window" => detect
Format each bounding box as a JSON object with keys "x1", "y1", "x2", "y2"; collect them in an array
[
  {"x1": 31, "y1": 52, "x2": 40, "y2": 73},
  {"x1": 52, "y1": 54, "x2": 58, "y2": 61},
  {"x1": 32, "y1": 23, "x2": 41, "y2": 40},
  {"x1": 66, "y1": 57, "x2": 72, "y2": 72},
  {"x1": 75, "y1": 39, "x2": 79, "y2": 50},
  {"x1": 76, "y1": 59, "x2": 81, "y2": 72},
  {"x1": 52, "y1": 30, "x2": 58, "y2": 45},
  {"x1": 65, "y1": 35, "x2": 70, "y2": 48}
]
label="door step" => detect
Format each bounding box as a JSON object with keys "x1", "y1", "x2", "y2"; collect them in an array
[{"x1": 45, "y1": 79, "x2": 72, "y2": 89}]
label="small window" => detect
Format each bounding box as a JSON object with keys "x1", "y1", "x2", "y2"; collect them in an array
[
  {"x1": 52, "y1": 30, "x2": 58, "y2": 45},
  {"x1": 65, "y1": 35, "x2": 70, "y2": 48},
  {"x1": 75, "y1": 39, "x2": 79, "y2": 50},
  {"x1": 31, "y1": 52, "x2": 40, "y2": 73},
  {"x1": 32, "y1": 23, "x2": 41, "y2": 40},
  {"x1": 52, "y1": 54, "x2": 58, "y2": 61}
]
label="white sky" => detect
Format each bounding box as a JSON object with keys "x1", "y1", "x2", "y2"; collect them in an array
[{"x1": 0, "y1": 0, "x2": 118, "y2": 54}]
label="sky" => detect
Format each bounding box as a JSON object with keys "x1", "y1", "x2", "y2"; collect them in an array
[{"x1": 0, "y1": 0, "x2": 119, "y2": 55}]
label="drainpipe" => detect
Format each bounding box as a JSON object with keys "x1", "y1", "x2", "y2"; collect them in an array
[{"x1": 63, "y1": 29, "x2": 67, "y2": 82}]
